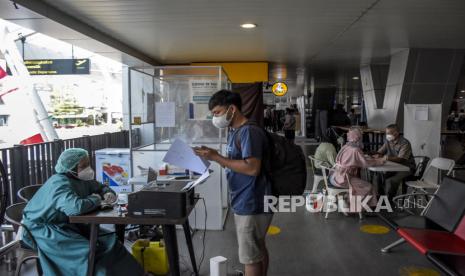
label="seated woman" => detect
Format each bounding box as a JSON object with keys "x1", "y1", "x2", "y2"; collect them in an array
[
  {"x1": 22, "y1": 148, "x2": 144, "y2": 276},
  {"x1": 314, "y1": 136, "x2": 337, "y2": 173},
  {"x1": 330, "y1": 128, "x2": 385, "y2": 211}
]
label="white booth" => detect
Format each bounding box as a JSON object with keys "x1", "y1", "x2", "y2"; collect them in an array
[{"x1": 128, "y1": 66, "x2": 231, "y2": 230}]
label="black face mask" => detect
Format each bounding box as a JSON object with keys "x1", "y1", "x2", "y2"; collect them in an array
[{"x1": 66, "y1": 167, "x2": 79, "y2": 180}]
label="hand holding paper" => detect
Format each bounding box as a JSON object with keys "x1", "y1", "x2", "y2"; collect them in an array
[
  {"x1": 193, "y1": 146, "x2": 220, "y2": 161},
  {"x1": 163, "y1": 138, "x2": 210, "y2": 174}
]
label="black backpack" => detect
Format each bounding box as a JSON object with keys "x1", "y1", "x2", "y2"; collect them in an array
[{"x1": 234, "y1": 122, "x2": 307, "y2": 196}]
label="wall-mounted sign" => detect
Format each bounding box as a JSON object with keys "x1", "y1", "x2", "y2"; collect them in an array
[
  {"x1": 272, "y1": 82, "x2": 288, "y2": 97},
  {"x1": 190, "y1": 79, "x2": 218, "y2": 103},
  {"x1": 24, "y1": 59, "x2": 90, "y2": 75}
]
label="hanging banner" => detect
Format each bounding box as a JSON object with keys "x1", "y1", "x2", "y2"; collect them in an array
[{"x1": 22, "y1": 59, "x2": 90, "y2": 75}]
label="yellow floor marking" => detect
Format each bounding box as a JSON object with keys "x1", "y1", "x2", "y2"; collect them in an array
[
  {"x1": 360, "y1": 224, "x2": 390, "y2": 234},
  {"x1": 267, "y1": 225, "x2": 281, "y2": 235},
  {"x1": 399, "y1": 266, "x2": 440, "y2": 276}
]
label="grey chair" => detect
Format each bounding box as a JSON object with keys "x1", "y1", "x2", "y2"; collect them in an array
[
  {"x1": 4, "y1": 202, "x2": 42, "y2": 276},
  {"x1": 17, "y1": 184, "x2": 43, "y2": 202}
]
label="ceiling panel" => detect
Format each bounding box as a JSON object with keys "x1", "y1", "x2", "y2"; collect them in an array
[
  {"x1": 313, "y1": 0, "x2": 465, "y2": 65},
  {"x1": 0, "y1": 1, "x2": 151, "y2": 66},
  {"x1": 2, "y1": 0, "x2": 465, "y2": 85},
  {"x1": 37, "y1": 0, "x2": 376, "y2": 64}
]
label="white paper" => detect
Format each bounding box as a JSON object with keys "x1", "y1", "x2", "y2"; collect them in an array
[
  {"x1": 155, "y1": 102, "x2": 175, "y2": 127},
  {"x1": 414, "y1": 106, "x2": 429, "y2": 121},
  {"x1": 162, "y1": 138, "x2": 210, "y2": 174},
  {"x1": 182, "y1": 170, "x2": 210, "y2": 191}
]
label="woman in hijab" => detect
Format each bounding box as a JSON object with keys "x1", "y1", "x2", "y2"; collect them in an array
[
  {"x1": 22, "y1": 148, "x2": 144, "y2": 276},
  {"x1": 330, "y1": 127, "x2": 385, "y2": 209}
]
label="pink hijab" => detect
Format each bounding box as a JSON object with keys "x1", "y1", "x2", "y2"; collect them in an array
[{"x1": 346, "y1": 127, "x2": 363, "y2": 148}]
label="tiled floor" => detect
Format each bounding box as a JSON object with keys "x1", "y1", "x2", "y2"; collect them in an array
[{"x1": 1, "y1": 140, "x2": 454, "y2": 276}]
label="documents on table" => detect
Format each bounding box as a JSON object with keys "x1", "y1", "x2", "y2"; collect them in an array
[{"x1": 162, "y1": 138, "x2": 210, "y2": 174}]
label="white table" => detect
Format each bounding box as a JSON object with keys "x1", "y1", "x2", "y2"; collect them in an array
[
  {"x1": 368, "y1": 161, "x2": 410, "y2": 172},
  {"x1": 367, "y1": 161, "x2": 411, "y2": 198}
]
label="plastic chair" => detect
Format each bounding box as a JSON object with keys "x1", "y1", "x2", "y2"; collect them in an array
[
  {"x1": 406, "y1": 157, "x2": 455, "y2": 192},
  {"x1": 308, "y1": 155, "x2": 326, "y2": 194},
  {"x1": 401, "y1": 156, "x2": 430, "y2": 194},
  {"x1": 17, "y1": 184, "x2": 43, "y2": 202},
  {"x1": 319, "y1": 165, "x2": 353, "y2": 219},
  {"x1": 4, "y1": 202, "x2": 42, "y2": 276}
]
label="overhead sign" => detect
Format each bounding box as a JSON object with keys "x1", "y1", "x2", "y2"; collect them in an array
[
  {"x1": 24, "y1": 59, "x2": 90, "y2": 75},
  {"x1": 272, "y1": 82, "x2": 288, "y2": 97}
]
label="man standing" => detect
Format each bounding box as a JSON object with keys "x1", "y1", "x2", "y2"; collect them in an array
[
  {"x1": 374, "y1": 124, "x2": 415, "y2": 200},
  {"x1": 282, "y1": 108, "x2": 296, "y2": 143},
  {"x1": 194, "y1": 90, "x2": 273, "y2": 276},
  {"x1": 348, "y1": 108, "x2": 358, "y2": 126}
]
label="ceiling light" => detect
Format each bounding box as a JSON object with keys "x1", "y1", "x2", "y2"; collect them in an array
[
  {"x1": 240, "y1": 23, "x2": 257, "y2": 29},
  {"x1": 461, "y1": 90, "x2": 465, "y2": 93},
  {"x1": 460, "y1": 96, "x2": 464, "y2": 99},
  {"x1": 352, "y1": 76, "x2": 359, "y2": 80}
]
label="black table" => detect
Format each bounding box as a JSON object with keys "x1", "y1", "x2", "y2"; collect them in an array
[{"x1": 69, "y1": 199, "x2": 198, "y2": 276}]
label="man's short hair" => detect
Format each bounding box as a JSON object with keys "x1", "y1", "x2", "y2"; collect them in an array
[
  {"x1": 386, "y1": 124, "x2": 399, "y2": 132},
  {"x1": 208, "y1": 90, "x2": 242, "y2": 111}
]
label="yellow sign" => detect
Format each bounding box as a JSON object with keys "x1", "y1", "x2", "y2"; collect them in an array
[
  {"x1": 133, "y1": 116, "x2": 142, "y2": 125},
  {"x1": 272, "y1": 82, "x2": 288, "y2": 96}
]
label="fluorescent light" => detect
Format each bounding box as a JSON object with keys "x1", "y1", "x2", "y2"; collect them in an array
[
  {"x1": 240, "y1": 23, "x2": 257, "y2": 29},
  {"x1": 352, "y1": 76, "x2": 359, "y2": 80},
  {"x1": 461, "y1": 90, "x2": 465, "y2": 93},
  {"x1": 460, "y1": 96, "x2": 464, "y2": 99}
]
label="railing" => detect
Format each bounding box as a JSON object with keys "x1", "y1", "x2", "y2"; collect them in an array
[{"x1": 0, "y1": 131, "x2": 129, "y2": 204}]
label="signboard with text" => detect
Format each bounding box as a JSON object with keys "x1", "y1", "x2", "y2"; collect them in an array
[{"x1": 24, "y1": 59, "x2": 90, "y2": 75}]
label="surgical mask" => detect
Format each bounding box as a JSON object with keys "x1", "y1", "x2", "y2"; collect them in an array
[
  {"x1": 212, "y1": 106, "x2": 234, "y2": 129},
  {"x1": 386, "y1": 134, "x2": 395, "y2": 142},
  {"x1": 77, "y1": 166, "x2": 95, "y2": 181}
]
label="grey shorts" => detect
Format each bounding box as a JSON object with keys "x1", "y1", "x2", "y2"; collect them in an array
[{"x1": 234, "y1": 213, "x2": 273, "y2": 264}]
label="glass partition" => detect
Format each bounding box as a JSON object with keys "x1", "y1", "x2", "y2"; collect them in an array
[{"x1": 129, "y1": 65, "x2": 231, "y2": 152}]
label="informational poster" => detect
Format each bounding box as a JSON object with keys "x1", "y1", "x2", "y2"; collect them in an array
[
  {"x1": 155, "y1": 102, "x2": 175, "y2": 127},
  {"x1": 414, "y1": 105, "x2": 429, "y2": 121},
  {"x1": 146, "y1": 93, "x2": 155, "y2": 122},
  {"x1": 404, "y1": 104, "x2": 441, "y2": 159},
  {"x1": 190, "y1": 79, "x2": 218, "y2": 103}
]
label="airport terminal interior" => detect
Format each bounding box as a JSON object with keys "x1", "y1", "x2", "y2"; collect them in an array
[{"x1": 1, "y1": 1, "x2": 465, "y2": 276}]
